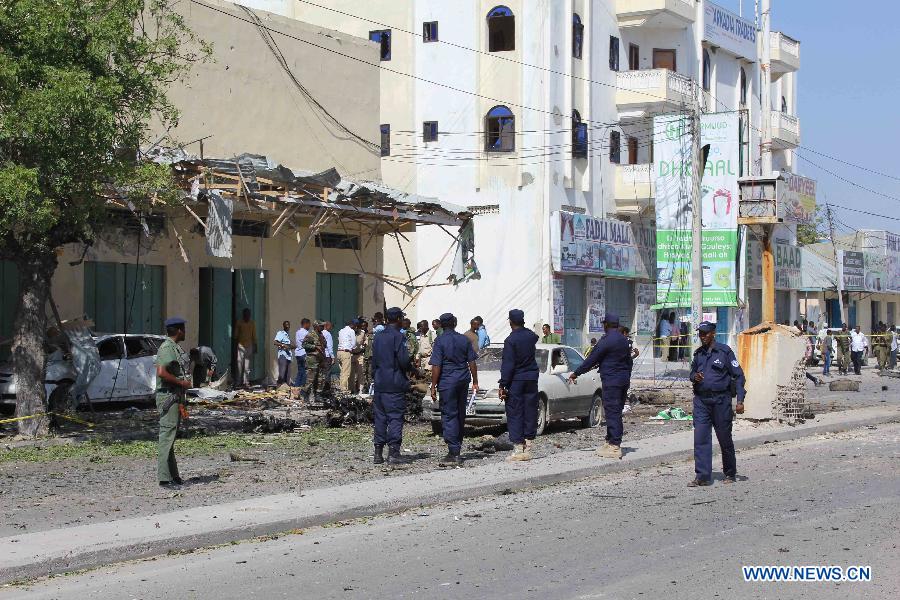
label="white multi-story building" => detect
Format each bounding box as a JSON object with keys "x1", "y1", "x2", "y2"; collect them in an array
[{"x1": 242, "y1": 0, "x2": 804, "y2": 347}]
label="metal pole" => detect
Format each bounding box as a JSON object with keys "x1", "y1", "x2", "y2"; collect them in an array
[
  {"x1": 826, "y1": 204, "x2": 846, "y2": 325},
  {"x1": 760, "y1": 0, "x2": 773, "y2": 176},
  {"x1": 761, "y1": 227, "x2": 776, "y2": 323},
  {"x1": 690, "y1": 112, "x2": 704, "y2": 347}
]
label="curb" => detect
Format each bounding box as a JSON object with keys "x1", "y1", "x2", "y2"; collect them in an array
[{"x1": 2, "y1": 406, "x2": 898, "y2": 584}]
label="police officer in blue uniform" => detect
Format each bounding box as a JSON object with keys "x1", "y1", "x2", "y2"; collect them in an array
[
  {"x1": 498, "y1": 309, "x2": 540, "y2": 462},
  {"x1": 429, "y1": 313, "x2": 479, "y2": 466},
  {"x1": 371, "y1": 307, "x2": 414, "y2": 465},
  {"x1": 569, "y1": 313, "x2": 632, "y2": 459},
  {"x1": 688, "y1": 321, "x2": 746, "y2": 487}
]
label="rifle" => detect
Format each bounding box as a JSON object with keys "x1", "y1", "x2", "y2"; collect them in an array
[{"x1": 160, "y1": 359, "x2": 188, "y2": 415}]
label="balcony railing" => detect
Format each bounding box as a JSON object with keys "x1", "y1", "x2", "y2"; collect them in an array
[
  {"x1": 615, "y1": 164, "x2": 655, "y2": 213},
  {"x1": 771, "y1": 32, "x2": 800, "y2": 72},
  {"x1": 616, "y1": 69, "x2": 695, "y2": 114},
  {"x1": 771, "y1": 111, "x2": 800, "y2": 148}
]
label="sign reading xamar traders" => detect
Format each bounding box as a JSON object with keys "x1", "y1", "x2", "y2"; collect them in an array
[{"x1": 654, "y1": 113, "x2": 741, "y2": 307}]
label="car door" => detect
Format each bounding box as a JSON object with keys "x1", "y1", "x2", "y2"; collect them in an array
[
  {"x1": 563, "y1": 347, "x2": 595, "y2": 415},
  {"x1": 88, "y1": 336, "x2": 128, "y2": 401},
  {"x1": 124, "y1": 336, "x2": 157, "y2": 399},
  {"x1": 547, "y1": 347, "x2": 581, "y2": 418}
]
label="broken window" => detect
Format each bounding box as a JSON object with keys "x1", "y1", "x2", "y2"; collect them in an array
[
  {"x1": 124, "y1": 336, "x2": 155, "y2": 359},
  {"x1": 572, "y1": 14, "x2": 584, "y2": 60},
  {"x1": 609, "y1": 36, "x2": 620, "y2": 71},
  {"x1": 423, "y1": 121, "x2": 439, "y2": 143},
  {"x1": 572, "y1": 110, "x2": 588, "y2": 159},
  {"x1": 97, "y1": 337, "x2": 124, "y2": 361},
  {"x1": 315, "y1": 233, "x2": 361, "y2": 250},
  {"x1": 380, "y1": 124, "x2": 391, "y2": 157},
  {"x1": 609, "y1": 130, "x2": 621, "y2": 164},
  {"x1": 369, "y1": 29, "x2": 391, "y2": 61},
  {"x1": 485, "y1": 105, "x2": 515, "y2": 153},
  {"x1": 107, "y1": 210, "x2": 166, "y2": 235},
  {"x1": 487, "y1": 6, "x2": 515, "y2": 52},
  {"x1": 232, "y1": 220, "x2": 268, "y2": 237},
  {"x1": 423, "y1": 21, "x2": 438, "y2": 43}
]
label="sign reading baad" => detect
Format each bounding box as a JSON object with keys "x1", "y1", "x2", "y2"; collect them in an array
[{"x1": 780, "y1": 172, "x2": 817, "y2": 226}]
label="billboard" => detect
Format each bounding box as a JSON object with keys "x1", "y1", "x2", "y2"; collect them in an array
[
  {"x1": 746, "y1": 240, "x2": 803, "y2": 290},
  {"x1": 703, "y1": 0, "x2": 758, "y2": 61},
  {"x1": 654, "y1": 112, "x2": 741, "y2": 307},
  {"x1": 780, "y1": 172, "x2": 817, "y2": 226},
  {"x1": 554, "y1": 211, "x2": 654, "y2": 279},
  {"x1": 838, "y1": 250, "x2": 899, "y2": 293}
]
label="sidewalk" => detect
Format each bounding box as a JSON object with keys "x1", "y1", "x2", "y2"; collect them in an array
[{"x1": 3, "y1": 404, "x2": 897, "y2": 584}]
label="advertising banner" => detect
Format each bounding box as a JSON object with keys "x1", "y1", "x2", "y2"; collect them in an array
[
  {"x1": 654, "y1": 112, "x2": 740, "y2": 307},
  {"x1": 556, "y1": 211, "x2": 654, "y2": 279},
  {"x1": 780, "y1": 172, "x2": 817, "y2": 226},
  {"x1": 552, "y1": 277, "x2": 565, "y2": 334},
  {"x1": 840, "y1": 250, "x2": 865, "y2": 291},
  {"x1": 635, "y1": 283, "x2": 657, "y2": 335},
  {"x1": 587, "y1": 278, "x2": 605, "y2": 333},
  {"x1": 746, "y1": 240, "x2": 802, "y2": 290}
]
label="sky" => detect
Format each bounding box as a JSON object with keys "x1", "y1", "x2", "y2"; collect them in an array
[{"x1": 718, "y1": 0, "x2": 900, "y2": 236}]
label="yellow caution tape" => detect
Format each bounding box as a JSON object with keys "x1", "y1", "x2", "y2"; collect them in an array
[{"x1": 0, "y1": 412, "x2": 94, "y2": 427}]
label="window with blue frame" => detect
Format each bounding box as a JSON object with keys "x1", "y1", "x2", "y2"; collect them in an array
[
  {"x1": 609, "y1": 36, "x2": 620, "y2": 71},
  {"x1": 485, "y1": 106, "x2": 515, "y2": 152},
  {"x1": 423, "y1": 21, "x2": 438, "y2": 43},
  {"x1": 572, "y1": 110, "x2": 588, "y2": 159},
  {"x1": 487, "y1": 6, "x2": 515, "y2": 52},
  {"x1": 609, "y1": 130, "x2": 621, "y2": 164},
  {"x1": 380, "y1": 124, "x2": 390, "y2": 156},
  {"x1": 423, "y1": 121, "x2": 438, "y2": 143},
  {"x1": 369, "y1": 29, "x2": 391, "y2": 61},
  {"x1": 573, "y1": 14, "x2": 584, "y2": 59}
]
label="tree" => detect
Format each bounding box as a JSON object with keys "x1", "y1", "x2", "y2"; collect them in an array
[
  {"x1": 797, "y1": 205, "x2": 826, "y2": 246},
  {"x1": 0, "y1": 1, "x2": 208, "y2": 436}
]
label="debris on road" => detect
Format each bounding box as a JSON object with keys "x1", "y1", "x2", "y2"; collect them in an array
[{"x1": 649, "y1": 408, "x2": 693, "y2": 421}]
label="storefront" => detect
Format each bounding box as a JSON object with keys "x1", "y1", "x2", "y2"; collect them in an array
[{"x1": 551, "y1": 211, "x2": 655, "y2": 350}]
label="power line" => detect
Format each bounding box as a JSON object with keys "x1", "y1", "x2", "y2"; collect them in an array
[{"x1": 796, "y1": 153, "x2": 900, "y2": 204}]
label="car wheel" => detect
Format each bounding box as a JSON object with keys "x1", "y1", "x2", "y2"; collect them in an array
[
  {"x1": 581, "y1": 392, "x2": 603, "y2": 428},
  {"x1": 431, "y1": 420, "x2": 443, "y2": 436},
  {"x1": 535, "y1": 395, "x2": 548, "y2": 436}
]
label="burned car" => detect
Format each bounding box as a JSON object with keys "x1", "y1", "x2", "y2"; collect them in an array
[
  {"x1": 0, "y1": 333, "x2": 166, "y2": 407},
  {"x1": 423, "y1": 343, "x2": 603, "y2": 436}
]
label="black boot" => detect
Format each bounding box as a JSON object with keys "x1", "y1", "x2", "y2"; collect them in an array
[
  {"x1": 388, "y1": 446, "x2": 410, "y2": 465},
  {"x1": 373, "y1": 445, "x2": 384, "y2": 465},
  {"x1": 439, "y1": 452, "x2": 462, "y2": 467}
]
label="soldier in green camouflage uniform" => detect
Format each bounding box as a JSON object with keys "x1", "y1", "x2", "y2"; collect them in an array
[
  {"x1": 873, "y1": 326, "x2": 890, "y2": 371},
  {"x1": 834, "y1": 324, "x2": 851, "y2": 375},
  {"x1": 302, "y1": 321, "x2": 325, "y2": 399},
  {"x1": 401, "y1": 318, "x2": 419, "y2": 364},
  {"x1": 156, "y1": 317, "x2": 191, "y2": 487}
]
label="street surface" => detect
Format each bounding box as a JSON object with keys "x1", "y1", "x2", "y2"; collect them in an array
[{"x1": 6, "y1": 423, "x2": 898, "y2": 599}]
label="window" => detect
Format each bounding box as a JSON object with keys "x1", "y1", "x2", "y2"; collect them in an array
[
  {"x1": 423, "y1": 121, "x2": 438, "y2": 143},
  {"x1": 572, "y1": 14, "x2": 584, "y2": 59},
  {"x1": 563, "y1": 347, "x2": 584, "y2": 372},
  {"x1": 609, "y1": 36, "x2": 620, "y2": 71},
  {"x1": 380, "y1": 124, "x2": 390, "y2": 157},
  {"x1": 702, "y1": 49, "x2": 711, "y2": 91},
  {"x1": 572, "y1": 110, "x2": 588, "y2": 159},
  {"x1": 781, "y1": 96, "x2": 788, "y2": 113},
  {"x1": 628, "y1": 137, "x2": 638, "y2": 165},
  {"x1": 628, "y1": 43, "x2": 640, "y2": 70},
  {"x1": 315, "y1": 233, "x2": 361, "y2": 250},
  {"x1": 369, "y1": 30, "x2": 391, "y2": 61},
  {"x1": 609, "y1": 131, "x2": 621, "y2": 164},
  {"x1": 97, "y1": 337, "x2": 124, "y2": 361},
  {"x1": 740, "y1": 67, "x2": 748, "y2": 106},
  {"x1": 232, "y1": 220, "x2": 268, "y2": 237},
  {"x1": 487, "y1": 6, "x2": 515, "y2": 52},
  {"x1": 423, "y1": 21, "x2": 438, "y2": 43},
  {"x1": 652, "y1": 49, "x2": 676, "y2": 71},
  {"x1": 107, "y1": 211, "x2": 166, "y2": 235},
  {"x1": 551, "y1": 349, "x2": 567, "y2": 369},
  {"x1": 124, "y1": 336, "x2": 155, "y2": 359},
  {"x1": 485, "y1": 105, "x2": 515, "y2": 152}
]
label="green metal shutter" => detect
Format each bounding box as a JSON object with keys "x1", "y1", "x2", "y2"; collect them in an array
[
  {"x1": 315, "y1": 273, "x2": 360, "y2": 329},
  {"x1": 0, "y1": 261, "x2": 19, "y2": 360},
  {"x1": 84, "y1": 261, "x2": 164, "y2": 334},
  {"x1": 199, "y1": 267, "x2": 234, "y2": 376}
]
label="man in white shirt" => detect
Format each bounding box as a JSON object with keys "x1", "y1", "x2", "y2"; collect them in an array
[
  {"x1": 337, "y1": 320, "x2": 359, "y2": 392},
  {"x1": 849, "y1": 325, "x2": 867, "y2": 375},
  {"x1": 322, "y1": 321, "x2": 335, "y2": 392},
  {"x1": 890, "y1": 326, "x2": 898, "y2": 370},
  {"x1": 292, "y1": 319, "x2": 310, "y2": 388}
]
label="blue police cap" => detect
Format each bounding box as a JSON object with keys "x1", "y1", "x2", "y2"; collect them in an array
[
  {"x1": 697, "y1": 321, "x2": 717, "y2": 333},
  {"x1": 439, "y1": 312, "x2": 455, "y2": 325},
  {"x1": 164, "y1": 316, "x2": 186, "y2": 328},
  {"x1": 603, "y1": 313, "x2": 620, "y2": 325},
  {"x1": 508, "y1": 309, "x2": 525, "y2": 325},
  {"x1": 385, "y1": 307, "x2": 404, "y2": 321}
]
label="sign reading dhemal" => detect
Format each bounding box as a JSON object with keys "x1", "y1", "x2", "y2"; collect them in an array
[{"x1": 654, "y1": 113, "x2": 741, "y2": 307}]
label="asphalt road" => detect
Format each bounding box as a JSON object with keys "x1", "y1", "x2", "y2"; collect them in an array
[{"x1": 6, "y1": 424, "x2": 898, "y2": 600}]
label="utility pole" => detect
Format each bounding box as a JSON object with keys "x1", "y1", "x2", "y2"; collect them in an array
[
  {"x1": 690, "y1": 110, "x2": 704, "y2": 347},
  {"x1": 759, "y1": 0, "x2": 775, "y2": 323},
  {"x1": 826, "y1": 203, "x2": 846, "y2": 325}
]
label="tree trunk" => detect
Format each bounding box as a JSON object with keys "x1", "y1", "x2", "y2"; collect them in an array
[{"x1": 13, "y1": 250, "x2": 57, "y2": 437}]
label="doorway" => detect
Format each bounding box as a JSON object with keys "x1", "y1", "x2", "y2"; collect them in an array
[
  {"x1": 315, "y1": 273, "x2": 361, "y2": 329},
  {"x1": 562, "y1": 276, "x2": 585, "y2": 349},
  {"x1": 652, "y1": 49, "x2": 676, "y2": 71}
]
